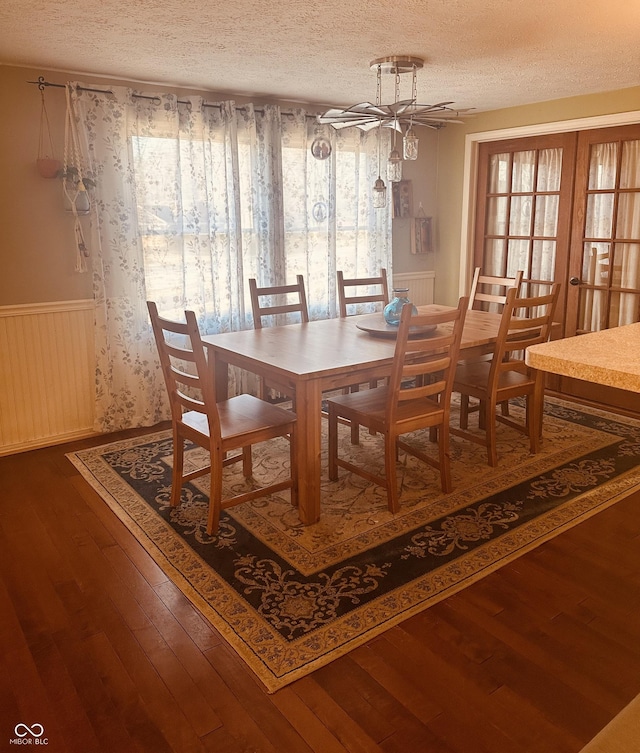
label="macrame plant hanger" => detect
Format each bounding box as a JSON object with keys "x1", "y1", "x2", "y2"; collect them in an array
[
  {"x1": 36, "y1": 85, "x2": 61, "y2": 178},
  {"x1": 63, "y1": 85, "x2": 91, "y2": 273}
]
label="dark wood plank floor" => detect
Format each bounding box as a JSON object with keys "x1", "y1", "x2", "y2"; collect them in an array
[{"x1": 1, "y1": 428, "x2": 639, "y2": 753}]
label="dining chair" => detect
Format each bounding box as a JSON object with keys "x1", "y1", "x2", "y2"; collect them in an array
[
  {"x1": 249, "y1": 275, "x2": 309, "y2": 329},
  {"x1": 327, "y1": 296, "x2": 469, "y2": 513},
  {"x1": 463, "y1": 267, "x2": 525, "y2": 422},
  {"x1": 468, "y1": 267, "x2": 524, "y2": 312},
  {"x1": 451, "y1": 283, "x2": 560, "y2": 467},
  {"x1": 337, "y1": 269, "x2": 389, "y2": 317},
  {"x1": 337, "y1": 268, "x2": 391, "y2": 439},
  {"x1": 147, "y1": 301, "x2": 298, "y2": 535},
  {"x1": 248, "y1": 274, "x2": 309, "y2": 404}
]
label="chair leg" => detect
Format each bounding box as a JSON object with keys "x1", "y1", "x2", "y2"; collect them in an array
[
  {"x1": 207, "y1": 454, "x2": 224, "y2": 536},
  {"x1": 528, "y1": 380, "x2": 545, "y2": 454},
  {"x1": 171, "y1": 429, "x2": 184, "y2": 507},
  {"x1": 460, "y1": 394, "x2": 470, "y2": 429},
  {"x1": 485, "y1": 401, "x2": 498, "y2": 467},
  {"x1": 328, "y1": 408, "x2": 339, "y2": 481},
  {"x1": 438, "y1": 423, "x2": 453, "y2": 493},
  {"x1": 351, "y1": 419, "x2": 360, "y2": 444},
  {"x1": 478, "y1": 401, "x2": 487, "y2": 430},
  {"x1": 384, "y1": 434, "x2": 400, "y2": 513},
  {"x1": 289, "y1": 425, "x2": 298, "y2": 507}
]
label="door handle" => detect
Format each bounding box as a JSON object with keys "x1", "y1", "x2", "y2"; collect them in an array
[{"x1": 569, "y1": 277, "x2": 581, "y2": 286}]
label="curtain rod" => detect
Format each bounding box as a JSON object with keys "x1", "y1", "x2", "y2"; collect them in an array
[{"x1": 28, "y1": 76, "x2": 321, "y2": 119}]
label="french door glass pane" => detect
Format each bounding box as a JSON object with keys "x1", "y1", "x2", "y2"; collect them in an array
[
  {"x1": 616, "y1": 193, "x2": 640, "y2": 238},
  {"x1": 531, "y1": 240, "x2": 556, "y2": 280},
  {"x1": 509, "y1": 195, "x2": 532, "y2": 236},
  {"x1": 486, "y1": 197, "x2": 508, "y2": 235},
  {"x1": 512, "y1": 150, "x2": 535, "y2": 192},
  {"x1": 620, "y1": 140, "x2": 640, "y2": 188},
  {"x1": 488, "y1": 153, "x2": 510, "y2": 193},
  {"x1": 484, "y1": 239, "x2": 506, "y2": 275},
  {"x1": 585, "y1": 193, "x2": 614, "y2": 238},
  {"x1": 507, "y1": 238, "x2": 529, "y2": 274},
  {"x1": 581, "y1": 243, "x2": 611, "y2": 284},
  {"x1": 534, "y1": 194, "x2": 559, "y2": 236},
  {"x1": 588, "y1": 143, "x2": 618, "y2": 189},
  {"x1": 536, "y1": 148, "x2": 562, "y2": 191},
  {"x1": 578, "y1": 288, "x2": 607, "y2": 332},
  {"x1": 611, "y1": 291, "x2": 639, "y2": 326},
  {"x1": 615, "y1": 242, "x2": 640, "y2": 289}
]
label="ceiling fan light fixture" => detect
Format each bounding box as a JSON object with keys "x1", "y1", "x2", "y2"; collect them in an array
[{"x1": 318, "y1": 55, "x2": 471, "y2": 166}]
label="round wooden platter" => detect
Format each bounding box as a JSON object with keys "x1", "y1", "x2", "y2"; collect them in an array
[{"x1": 355, "y1": 313, "x2": 437, "y2": 339}]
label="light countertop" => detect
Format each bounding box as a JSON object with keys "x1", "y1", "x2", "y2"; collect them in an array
[{"x1": 526, "y1": 322, "x2": 640, "y2": 392}]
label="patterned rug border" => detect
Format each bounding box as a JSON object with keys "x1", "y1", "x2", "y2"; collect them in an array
[{"x1": 67, "y1": 397, "x2": 640, "y2": 692}]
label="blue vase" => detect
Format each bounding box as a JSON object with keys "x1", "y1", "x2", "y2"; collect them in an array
[{"x1": 383, "y1": 288, "x2": 418, "y2": 326}]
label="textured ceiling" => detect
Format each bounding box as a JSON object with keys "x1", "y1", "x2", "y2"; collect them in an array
[{"x1": 2, "y1": 0, "x2": 640, "y2": 113}]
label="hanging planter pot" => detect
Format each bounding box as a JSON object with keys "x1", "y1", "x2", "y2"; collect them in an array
[{"x1": 36, "y1": 157, "x2": 62, "y2": 179}]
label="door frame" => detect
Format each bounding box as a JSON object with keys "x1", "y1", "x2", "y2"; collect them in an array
[{"x1": 459, "y1": 110, "x2": 640, "y2": 297}]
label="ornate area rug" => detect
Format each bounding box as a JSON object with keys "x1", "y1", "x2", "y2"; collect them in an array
[{"x1": 67, "y1": 397, "x2": 640, "y2": 692}]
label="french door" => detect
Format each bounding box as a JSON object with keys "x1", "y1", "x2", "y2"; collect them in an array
[{"x1": 474, "y1": 123, "x2": 640, "y2": 414}]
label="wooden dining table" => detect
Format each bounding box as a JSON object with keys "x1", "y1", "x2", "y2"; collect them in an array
[{"x1": 202, "y1": 306, "x2": 504, "y2": 525}]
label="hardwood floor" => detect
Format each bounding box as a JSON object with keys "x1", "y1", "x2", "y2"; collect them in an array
[{"x1": 1, "y1": 429, "x2": 640, "y2": 753}]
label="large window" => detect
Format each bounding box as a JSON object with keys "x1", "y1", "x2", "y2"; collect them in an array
[{"x1": 131, "y1": 110, "x2": 390, "y2": 326}]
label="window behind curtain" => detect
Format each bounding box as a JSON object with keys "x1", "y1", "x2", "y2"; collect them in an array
[{"x1": 132, "y1": 109, "x2": 390, "y2": 327}]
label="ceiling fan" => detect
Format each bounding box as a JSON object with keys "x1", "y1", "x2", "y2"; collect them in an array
[{"x1": 317, "y1": 56, "x2": 472, "y2": 133}]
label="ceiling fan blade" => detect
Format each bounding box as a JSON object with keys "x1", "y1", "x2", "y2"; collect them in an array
[{"x1": 412, "y1": 104, "x2": 475, "y2": 115}]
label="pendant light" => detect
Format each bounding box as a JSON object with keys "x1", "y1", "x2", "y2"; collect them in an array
[
  {"x1": 372, "y1": 65, "x2": 387, "y2": 208},
  {"x1": 387, "y1": 66, "x2": 403, "y2": 182},
  {"x1": 402, "y1": 66, "x2": 420, "y2": 160},
  {"x1": 373, "y1": 124, "x2": 387, "y2": 209}
]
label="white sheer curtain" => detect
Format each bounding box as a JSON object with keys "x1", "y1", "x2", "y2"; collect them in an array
[{"x1": 68, "y1": 84, "x2": 391, "y2": 433}]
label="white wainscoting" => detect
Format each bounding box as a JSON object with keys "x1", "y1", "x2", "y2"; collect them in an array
[
  {"x1": 0, "y1": 300, "x2": 96, "y2": 456},
  {"x1": 392, "y1": 271, "x2": 435, "y2": 306}
]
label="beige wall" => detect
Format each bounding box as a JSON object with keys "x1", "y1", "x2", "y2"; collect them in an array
[
  {"x1": 434, "y1": 86, "x2": 640, "y2": 305},
  {"x1": 390, "y1": 128, "x2": 439, "y2": 275},
  {"x1": 0, "y1": 66, "x2": 94, "y2": 304},
  {"x1": 2, "y1": 63, "x2": 638, "y2": 307}
]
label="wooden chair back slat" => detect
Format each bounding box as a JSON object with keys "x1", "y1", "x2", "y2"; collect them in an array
[
  {"x1": 249, "y1": 275, "x2": 309, "y2": 329},
  {"x1": 468, "y1": 267, "x2": 524, "y2": 312},
  {"x1": 337, "y1": 269, "x2": 389, "y2": 317}
]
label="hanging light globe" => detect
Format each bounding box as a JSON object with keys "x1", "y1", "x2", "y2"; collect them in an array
[
  {"x1": 403, "y1": 126, "x2": 419, "y2": 160},
  {"x1": 373, "y1": 176, "x2": 387, "y2": 208},
  {"x1": 387, "y1": 147, "x2": 403, "y2": 182}
]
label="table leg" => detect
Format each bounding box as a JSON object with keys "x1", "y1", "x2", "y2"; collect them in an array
[
  {"x1": 293, "y1": 379, "x2": 322, "y2": 525},
  {"x1": 209, "y1": 350, "x2": 229, "y2": 401}
]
